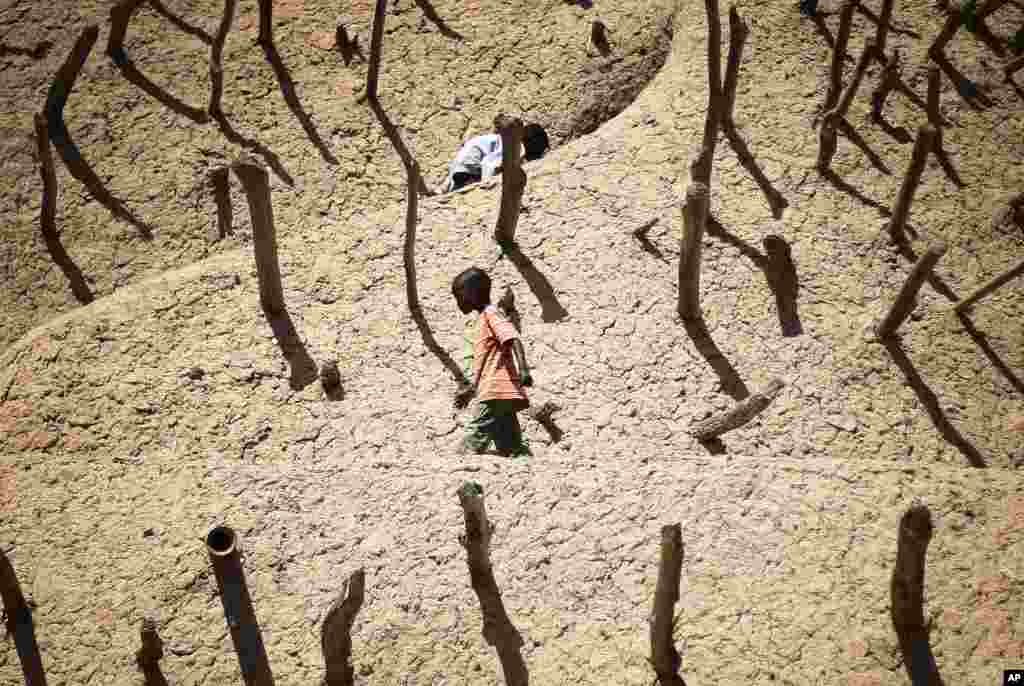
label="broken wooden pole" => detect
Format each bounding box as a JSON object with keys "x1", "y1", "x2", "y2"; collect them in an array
[
  {"x1": 690, "y1": 0, "x2": 724, "y2": 186},
  {"x1": 457, "y1": 482, "x2": 528, "y2": 686},
  {"x1": 209, "y1": 0, "x2": 236, "y2": 115},
  {"x1": 824, "y1": 0, "x2": 859, "y2": 113},
  {"x1": 107, "y1": 0, "x2": 147, "y2": 64},
  {"x1": 649, "y1": 524, "x2": 685, "y2": 686},
  {"x1": 887, "y1": 124, "x2": 937, "y2": 244},
  {"x1": 954, "y1": 258, "x2": 1024, "y2": 313},
  {"x1": 493, "y1": 114, "x2": 527, "y2": 246},
  {"x1": 678, "y1": 182, "x2": 710, "y2": 321},
  {"x1": 232, "y1": 157, "x2": 285, "y2": 314},
  {"x1": 365, "y1": 0, "x2": 388, "y2": 101},
  {"x1": 257, "y1": 0, "x2": 273, "y2": 46},
  {"x1": 875, "y1": 243, "x2": 947, "y2": 338},
  {"x1": 321, "y1": 569, "x2": 365, "y2": 686},
  {"x1": 890, "y1": 504, "x2": 942, "y2": 686},
  {"x1": 689, "y1": 378, "x2": 785, "y2": 440},
  {"x1": 819, "y1": 37, "x2": 877, "y2": 171},
  {"x1": 205, "y1": 526, "x2": 275, "y2": 686},
  {"x1": 1, "y1": 550, "x2": 48, "y2": 686},
  {"x1": 1005, "y1": 54, "x2": 1024, "y2": 81},
  {"x1": 136, "y1": 612, "x2": 164, "y2": 671}
]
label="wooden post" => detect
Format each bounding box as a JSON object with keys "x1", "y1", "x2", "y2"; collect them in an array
[
  {"x1": 45, "y1": 25, "x2": 99, "y2": 141},
  {"x1": 890, "y1": 505, "x2": 942, "y2": 686},
  {"x1": 365, "y1": 0, "x2": 388, "y2": 101},
  {"x1": 649, "y1": 524, "x2": 685, "y2": 686},
  {"x1": 928, "y1": 9, "x2": 960, "y2": 59},
  {"x1": 257, "y1": 0, "x2": 273, "y2": 46},
  {"x1": 824, "y1": 0, "x2": 859, "y2": 113},
  {"x1": 875, "y1": 243, "x2": 947, "y2": 337},
  {"x1": 690, "y1": 0, "x2": 723, "y2": 186},
  {"x1": 136, "y1": 612, "x2": 164, "y2": 670},
  {"x1": 1005, "y1": 54, "x2": 1024, "y2": 81},
  {"x1": 493, "y1": 114, "x2": 526, "y2": 246},
  {"x1": 403, "y1": 159, "x2": 421, "y2": 313},
  {"x1": 232, "y1": 157, "x2": 285, "y2": 314},
  {"x1": 925, "y1": 63, "x2": 942, "y2": 127},
  {"x1": 457, "y1": 482, "x2": 528, "y2": 686},
  {"x1": 205, "y1": 526, "x2": 275, "y2": 686},
  {"x1": 678, "y1": 182, "x2": 710, "y2": 320},
  {"x1": 209, "y1": 0, "x2": 236, "y2": 115},
  {"x1": 689, "y1": 378, "x2": 785, "y2": 440},
  {"x1": 954, "y1": 258, "x2": 1024, "y2": 313},
  {"x1": 0, "y1": 550, "x2": 48, "y2": 686},
  {"x1": 107, "y1": 0, "x2": 147, "y2": 64},
  {"x1": 321, "y1": 569, "x2": 365, "y2": 686},
  {"x1": 871, "y1": 49, "x2": 902, "y2": 121},
  {"x1": 874, "y1": 0, "x2": 895, "y2": 58},
  {"x1": 887, "y1": 124, "x2": 937, "y2": 244},
  {"x1": 819, "y1": 37, "x2": 876, "y2": 171}
]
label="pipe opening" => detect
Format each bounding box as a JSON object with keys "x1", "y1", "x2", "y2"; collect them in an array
[{"x1": 206, "y1": 526, "x2": 237, "y2": 556}]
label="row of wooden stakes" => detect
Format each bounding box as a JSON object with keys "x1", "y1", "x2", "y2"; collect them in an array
[{"x1": 1, "y1": 487, "x2": 943, "y2": 686}]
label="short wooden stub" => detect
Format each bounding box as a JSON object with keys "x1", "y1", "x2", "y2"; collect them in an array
[
  {"x1": 876, "y1": 243, "x2": 947, "y2": 338},
  {"x1": 887, "y1": 124, "x2": 937, "y2": 244},
  {"x1": 678, "y1": 182, "x2": 710, "y2": 321},
  {"x1": 136, "y1": 612, "x2": 164, "y2": 670},
  {"x1": 649, "y1": 524, "x2": 686, "y2": 686}
]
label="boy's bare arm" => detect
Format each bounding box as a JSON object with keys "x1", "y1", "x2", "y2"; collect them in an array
[{"x1": 511, "y1": 339, "x2": 532, "y2": 386}]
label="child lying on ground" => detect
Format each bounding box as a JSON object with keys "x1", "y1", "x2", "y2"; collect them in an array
[
  {"x1": 442, "y1": 123, "x2": 550, "y2": 193},
  {"x1": 452, "y1": 267, "x2": 533, "y2": 457}
]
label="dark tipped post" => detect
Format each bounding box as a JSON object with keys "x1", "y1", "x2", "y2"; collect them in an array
[
  {"x1": 321, "y1": 569, "x2": 365, "y2": 686},
  {"x1": 887, "y1": 124, "x2": 937, "y2": 244},
  {"x1": 824, "y1": 0, "x2": 859, "y2": 113},
  {"x1": 649, "y1": 524, "x2": 685, "y2": 686},
  {"x1": 890, "y1": 505, "x2": 942, "y2": 686},
  {"x1": 0, "y1": 550, "x2": 48, "y2": 686},
  {"x1": 690, "y1": 0, "x2": 723, "y2": 186},
  {"x1": 206, "y1": 526, "x2": 275, "y2": 686},
  {"x1": 678, "y1": 182, "x2": 710, "y2": 321},
  {"x1": 954, "y1": 259, "x2": 1024, "y2": 313},
  {"x1": 209, "y1": 0, "x2": 237, "y2": 116},
  {"x1": 493, "y1": 114, "x2": 526, "y2": 246},
  {"x1": 365, "y1": 0, "x2": 387, "y2": 102},
  {"x1": 231, "y1": 157, "x2": 285, "y2": 315},
  {"x1": 457, "y1": 482, "x2": 529, "y2": 686},
  {"x1": 257, "y1": 0, "x2": 273, "y2": 46},
  {"x1": 107, "y1": 0, "x2": 147, "y2": 64},
  {"x1": 875, "y1": 243, "x2": 947, "y2": 338}
]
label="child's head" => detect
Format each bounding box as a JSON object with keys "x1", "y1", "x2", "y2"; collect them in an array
[
  {"x1": 523, "y1": 124, "x2": 550, "y2": 161},
  {"x1": 452, "y1": 267, "x2": 492, "y2": 313}
]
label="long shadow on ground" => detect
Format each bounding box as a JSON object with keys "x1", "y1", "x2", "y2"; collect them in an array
[
  {"x1": 115, "y1": 59, "x2": 210, "y2": 123},
  {"x1": 263, "y1": 44, "x2": 338, "y2": 165},
  {"x1": 211, "y1": 111, "x2": 294, "y2": 186},
  {"x1": 412, "y1": 0, "x2": 464, "y2": 40},
  {"x1": 149, "y1": 0, "x2": 213, "y2": 44},
  {"x1": 266, "y1": 309, "x2": 319, "y2": 391},
  {"x1": 682, "y1": 315, "x2": 750, "y2": 401},
  {"x1": 881, "y1": 337, "x2": 986, "y2": 468},
  {"x1": 501, "y1": 245, "x2": 569, "y2": 323},
  {"x1": 956, "y1": 311, "x2": 1024, "y2": 395},
  {"x1": 1, "y1": 551, "x2": 48, "y2": 686}
]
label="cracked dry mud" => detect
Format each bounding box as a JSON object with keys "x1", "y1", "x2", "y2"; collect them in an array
[{"x1": 2, "y1": 0, "x2": 1024, "y2": 685}]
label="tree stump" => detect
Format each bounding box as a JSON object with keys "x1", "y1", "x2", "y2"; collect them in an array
[
  {"x1": 875, "y1": 243, "x2": 947, "y2": 337},
  {"x1": 689, "y1": 378, "x2": 785, "y2": 440},
  {"x1": 231, "y1": 157, "x2": 285, "y2": 314},
  {"x1": 649, "y1": 524, "x2": 686, "y2": 686},
  {"x1": 677, "y1": 182, "x2": 710, "y2": 320}
]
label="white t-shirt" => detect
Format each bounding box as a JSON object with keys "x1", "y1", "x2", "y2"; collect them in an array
[{"x1": 444, "y1": 134, "x2": 525, "y2": 191}]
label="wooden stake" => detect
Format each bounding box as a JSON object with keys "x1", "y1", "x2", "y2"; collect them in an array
[
  {"x1": 649, "y1": 524, "x2": 685, "y2": 686},
  {"x1": 493, "y1": 114, "x2": 526, "y2": 246},
  {"x1": 928, "y1": 9, "x2": 960, "y2": 59},
  {"x1": 874, "y1": 0, "x2": 896, "y2": 58},
  {"x1": 0, "y1": 550, "x2": 48, "y2": 686},
  {"x1": 403, "y1": 159, "x2": 420, "y2": 313},
  {"x1": 678, "y1": 182, "x2": 710, "y2": 320},
  {"x1": 887, "y1": 124, "x2": 937, "y2": 243},
  {"x1": 209, "y1": 0, "x2": 236, "y2": 115},
  {"x1": 365, "y1": 0, "x2": 388, "y2": 102},
  {"x1": 690, "y1": 0, "x2": 724, "y2": 186},
  {"x1": 825, "y1": 0, "x2": 859, "y2": 113},
  {"x1": 232, "y1": 157, "x2": 285, "y2": 314},
  {"x1": 136, "y1": 612, "x2": 164, "y2": 670},
  {"x1": 875, "y1": 243, "x2": 947, "y2": 337},
  {"x1": 926, "y1": 63, "x2": 942, "y2": 127},
  {"x1": 208, "y1": 167, "x2": 232, "y2": 241},
  {"x1": 257, "y1": 0, "x2": 273, "y2": 46},
  {"x1": 689, "y1": 378, "x2": 785, "y2": 440},
  {"x1": 890, "y1": 504, "x2": 942, "y2": 686},
  {"x1": 107, "y1": 0, "x2": 147, "y2": 64},
  {"x1": 819, "y1": 37, "x2": 876, "y2": 171},
  {"x1": 457, "y1": 482, "x2": 528, "y2": 686},
  {"x1": 321, "y1": 569, "x2": 365, "y2": 686},
  {"x1": 955, "y1": 258, "x2": 1024, "y2": 313},
  {"x1": 871, "y1": 49, "x2": 902, "y2": 121}
]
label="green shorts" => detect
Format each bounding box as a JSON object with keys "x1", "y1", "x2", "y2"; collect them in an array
[{"x1": 463, "y1": 399, "x2": 531, "y2": 457}]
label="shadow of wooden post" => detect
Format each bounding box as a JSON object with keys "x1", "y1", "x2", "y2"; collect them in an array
[
  {"x1": 232, "y1": 156, "x2": 285, "y2": 314},
  {"x1": 208, "y1": 167, "x2": 233, "y2": 242},
  {"x1": 136, "y1": 612, "x2": 170, "y2": 686},
  {"x1": 457, "y1": 482, "x2": 529, "y2": 686},
  {"x1": 494, "y1": 114, "x2": 526, "y2": 246},
  {"x1": 891, "y1": 505, "x2": 944, "y2": 686},
  {"x1": 107, "y1": 0, "x2": 147, "y2": 65},
  {"x1": 649, "y1": 524, "x2": 686, "y2": 686},
  {"x1": 876, "y1": 243, "x2": 947, "y2": 338},
  {"x1": 954, "y1": 258, "x2": 1024, "y2": 314},
  {"x1": 321, "y1": 569, "x2": 365, "y2": 686},
  {"x1": 0, "y1": 550, "x2": 48, "y2": 686},
  {"x1": 206, "y1": 526, "x2": 276, "y2": 686},
  {"x1": 209, "y1": 0, "x2": 237, "y2": 116}
]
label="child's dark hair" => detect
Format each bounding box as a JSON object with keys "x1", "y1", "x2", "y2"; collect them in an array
[
  {"x1": 523, "y1": 124, "x2": 549, "y2": 161},
  {"x1": 452, "y1": 267, "x2": 492, "y2": 304}
]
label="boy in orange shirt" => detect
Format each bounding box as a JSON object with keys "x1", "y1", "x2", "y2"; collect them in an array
[{"x1": 452, "y1": 267, "x2": 533, "y2": 457}]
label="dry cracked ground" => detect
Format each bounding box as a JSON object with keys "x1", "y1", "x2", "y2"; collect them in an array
[{"x1": 2, "y1": 0, "x2": 1024, "y2": 685}]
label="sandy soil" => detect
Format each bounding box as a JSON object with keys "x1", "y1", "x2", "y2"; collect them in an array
[{"x1": 2, "y1": 0, "x2": 1024, "y2": 684}]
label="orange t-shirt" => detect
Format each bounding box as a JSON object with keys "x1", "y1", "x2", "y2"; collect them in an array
[{"x1": 473, "y1": 305, "x2": 528, "y2": 404}]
